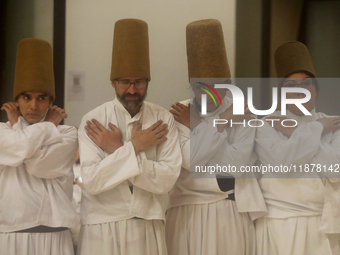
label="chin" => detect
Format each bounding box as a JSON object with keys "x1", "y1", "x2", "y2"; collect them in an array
[{"x1": 25, "y1": 117, "x2": 42, "y2": 124}]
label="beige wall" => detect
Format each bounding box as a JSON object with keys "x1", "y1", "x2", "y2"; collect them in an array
[
  {"x1": 64, "y1": 0, "x2": 236, "y2": 127},
  {"x1": 5, "y1": 0, "x2": 53, "y2": 101},
  {"x1": 270, "y1": 0, "x2": 304, "y2": 77}
]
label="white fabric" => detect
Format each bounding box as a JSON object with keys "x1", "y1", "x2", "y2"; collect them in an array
[
  {"x1": 77, "y1": 99, "x2": 181, "y2": 254},
  {"x1": 77, "y1": 219, "x2": 167, "y2": 255},
  {"x1": 166, "y1": 199, "x2": 255, "y2": 255},
  {"x1": 0, "y1": 117, "x2": 79, "y2": 232},
  {"x1": 256, "y1": 217, "x2": 340, "y2": 255},
  {"x1": 168, "y1": 98, "x2": 267, "y2": 217},
  {"x1": 255, "y1": 109, "x2": 340, "y2": 254},
  {"x1": 0, "y1": 230, "x2": 74, "y2": 255},
  {"x1": 78, "y1": 99, "x2": 181, "y2": 224},
  {"x1": 166, "y1": 98, "x2": 267, "y2": 255}
]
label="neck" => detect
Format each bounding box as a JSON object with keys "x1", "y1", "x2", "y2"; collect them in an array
[{"x1": 126, "y1": 106, "x2": 141, "y2": 117}]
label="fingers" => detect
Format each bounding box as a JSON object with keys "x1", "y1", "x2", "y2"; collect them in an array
[
  {"x1": 175, "y1": 102, "x2": 186, "y2": 108},
  {"x1": 108, "y1": 122, "x2": 120, "y2": 132},
  {"x1": 148, "y1": 120, "x2": 163, "y2": 131},
  {"x1": 155, "y1": 136, "x2": 167, "y2": 145},
  {"x1": 92, "y1": 119, "x2": 105, "y2": 131},
  {"x1": 154, "y1": 123, "x2": 168, "y2": 132},
  {"x1": 173, "y1": 116, "x2": 180, "y2": 122},
  {"x1": 154, "y1": 124, "x2": 169, "y2": 138},
  {"x1": 1, "y1": 104, "x2": 8, "y2": 111},
  {"x1": 86, "y1": 120, "x2": 101, "y2": 135},
  {"x1": 1, "y1": 103, "x2": 17, "y2": 111},
  {"x1": 49, "y1": 106, "x2": 67, "y2": 116},
  {"x1": 85, "y1": 127, "x2": 98, "y2": 142},
  {"x1": 332, "y1": 117, "x2": 340, "y2": 125},
  {"x1": 171, "y1": 104, "x2": 183, "y2": 112},
  {"x1": 170, "y1": 109, "x2": 179, "y2": 117},
  {"x1": 85, "y1": 125, "x2": 98, "y2": 141},
  {"x1": 133, "y1": 123, "x2": 142, "y2": 131}
]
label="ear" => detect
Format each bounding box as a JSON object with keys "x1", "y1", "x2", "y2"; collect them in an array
[{"x1": 111, "y1": 81, "x2": 115, "y2": 88}]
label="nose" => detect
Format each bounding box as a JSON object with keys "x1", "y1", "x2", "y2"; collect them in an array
[
  {"x1": 127, "y1": 84, "x2": 137, "y2": 94},
  {"x1": 29, "y1": 99, "x2": 38, "y2": 110}
]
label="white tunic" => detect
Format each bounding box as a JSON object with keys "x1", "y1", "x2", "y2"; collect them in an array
[
  {"x1": 255, "y1": 109, "x2": 340, "y2": 255},
  {"x1": 166, "y1": 98, "x2": 267, "y2": 255},
  {"x1": 77, "y1": 99, "x2": 181, "y2": 255},
  {"x1": 0, "y1": 116, "x2": 79, "y2": 254}
]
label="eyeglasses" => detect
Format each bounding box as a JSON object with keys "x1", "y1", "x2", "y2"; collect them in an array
[
  {"x1": 283, "y1": 79, "x2": 314, "y2": 88},
  {"x1": 115, "y1": 79, "x2": 148, "y2": 89}
]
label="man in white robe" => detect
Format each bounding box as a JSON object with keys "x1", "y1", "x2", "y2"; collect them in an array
[
  {"x1": 76, "y1": 19, "x2": 181, "y2": 255},
  {"x1": 255, "y1": 41, "x2": 340, "y2": 255},
  {"x1": 0, "y1": 38, "x2": 78, "y2": 255},
  {"x1": 165, "y1": 19, "x2": 267, "y2": 255}
]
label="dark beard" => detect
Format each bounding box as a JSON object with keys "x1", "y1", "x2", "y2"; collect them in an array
[{"x1": 115, "y1": 88, "x2": 147, "y2": 111}]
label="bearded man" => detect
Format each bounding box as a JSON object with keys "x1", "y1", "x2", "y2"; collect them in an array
[{"x1": 76, "y1": 19, "x2": 181, "y2": 255}]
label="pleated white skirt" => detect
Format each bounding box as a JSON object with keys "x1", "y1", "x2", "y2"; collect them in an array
[
  {"x1": 0, "y1": 229, "x2": 74, "y2": 255},
  {"x1": 165, "y1": 199, "x2": 255, "y2": 255},
  {"x1": 256, "y1": 216, "x2": 340, "y2": 255},
  {"x1": 77, "y1": 219, "x2": 167, "y2": 255}
]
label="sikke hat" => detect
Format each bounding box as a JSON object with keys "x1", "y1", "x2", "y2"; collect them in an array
[
  {"x1": 14, "y1": 38, "x2": 55, "y2": 100},
  {"x1": 186, "y1": 19, "x2": 230, "y2": 79},
  {"x1": 110, "y1": 19, "x2": 151, "y2": 81},
  {"x1": 275, "y1": 41, "x2": 316, "y2": 79}
]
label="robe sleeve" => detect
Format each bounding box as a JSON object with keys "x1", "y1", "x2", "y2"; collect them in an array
[
  {"x1": 78, "y1": 116, "x2": 142, "y2": 196},
  {"x1": 190, "y1": 118, "x2": 228, "y2": 169},
  {"x1": 310, "y1": 128, "x2": 340, "y2": 179},
  {"x1": 255, "y1": 120, "x2": 324, "y2": 167},
  {"x1": 129, "y1": 114, "x2": 182, "y2": 194},
  {"x1": 24, "y1": 126, "x2": 78, "y2": 179},
  {"x1": 0, "y1": 118, "x2": 62, "y2": 168}
]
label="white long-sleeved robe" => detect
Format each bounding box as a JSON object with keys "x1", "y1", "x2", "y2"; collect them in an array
[
  {"x1": 0, "y1": 116, "x2": 79, "y2": 254},
  {"x1": 77, "y1": 98, "x2": 182, "y2": 255},
  {"x1": 166, "y1": 98, "x2": 267, "y2": 255},
  {"x1": 255, "y1": 109, "x2": 340, "y2": 255}
]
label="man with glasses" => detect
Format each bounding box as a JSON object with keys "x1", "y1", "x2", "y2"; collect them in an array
[
  {"x1": 255, "y1": 41, "x2": 340, "y2": 255},
  {"x1": 77, "y1": 19, "x2": 181, "y2": 255}
]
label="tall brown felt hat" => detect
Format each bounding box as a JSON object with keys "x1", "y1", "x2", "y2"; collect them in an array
[
  {"x1": 275, "y1": 41, "x2": 316, "y2": 78},
  {"x1": 186, "y1": 19, "x2": 230, "y2": 79},
  {"x1": 110, "y1": 19, "x2": 150, "y2": 81},
  {"x1": 14, "y1": 38, "x2": 55, "y2": 100}
]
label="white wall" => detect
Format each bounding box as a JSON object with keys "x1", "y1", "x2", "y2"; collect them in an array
[{"x1": 65, "y1": 0, "x2": 236, "y2": 126}]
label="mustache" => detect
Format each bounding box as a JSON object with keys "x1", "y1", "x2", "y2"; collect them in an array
[{"x1": 122, "y1": 93, "x2": 142, "y2": 99}]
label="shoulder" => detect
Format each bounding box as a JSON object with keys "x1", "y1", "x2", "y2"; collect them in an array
[
  {"x1": 315, "y1": 111, "x2": 334, "y2": 118},
  {"x1": 143, "y1": 101, "x2": 174, "y2": 122},
  {"x1": 0, "y1": 122, "x2": 11, "y2": 130},
  {"x1": 81, "y1": 101, "x2": 114, "y2": 123},
  {"x1": 179, "y1": 99, "x2": 190, "y2": 106}
]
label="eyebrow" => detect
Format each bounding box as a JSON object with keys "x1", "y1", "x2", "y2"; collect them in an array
[{"x1": 285, "y1": 77, "x2": 311, "y2": 81}]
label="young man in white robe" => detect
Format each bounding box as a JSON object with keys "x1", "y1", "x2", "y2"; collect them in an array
[
  {"x1": 165, "y1": 19, "x2": 267, "y2": 255},
  {"x1": 0, "y1": 38, "x2": 79, "y2": 255},
  {"x1": 255, "y1": 41, "x2": 340, "y2": 255},
  {"x1": 76, "y1": 19, "x2": 182, "y2": 255}
]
